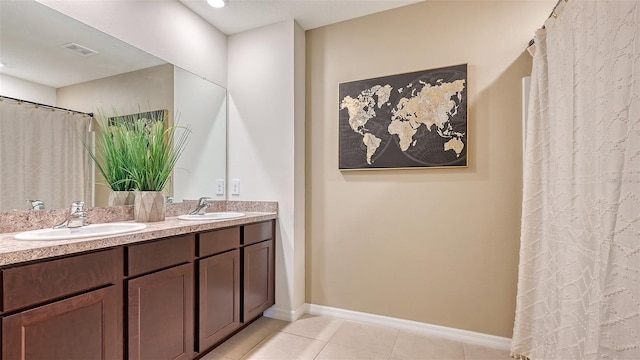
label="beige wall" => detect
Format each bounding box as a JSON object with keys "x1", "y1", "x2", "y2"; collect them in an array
[
  {"x1": 306, "y1": 0, "x2": 554, "y2": 337},
  {"x1": 57, "y1": 64, "x2": 174, "y2": 207}
]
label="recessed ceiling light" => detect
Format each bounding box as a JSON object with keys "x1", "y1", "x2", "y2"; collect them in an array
[{"x1": 207, "y1": 0, "x2": 228, "y2": 8}]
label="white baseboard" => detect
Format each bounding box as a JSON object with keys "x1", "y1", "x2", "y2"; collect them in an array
[
  {"x1": 263, "y1": 303, "x2": 307, "y2": 322},
  {"x1": 304, "y1": 304, "x2": 511, "y2": 350}
]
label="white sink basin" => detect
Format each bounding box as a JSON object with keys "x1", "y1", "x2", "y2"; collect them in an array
[
  {"x1": 14, "y1": 223, "x2": 147, "y2": 241},
  {"x1": 178, "y1": 212, "x2": 245, "y2": 221}
]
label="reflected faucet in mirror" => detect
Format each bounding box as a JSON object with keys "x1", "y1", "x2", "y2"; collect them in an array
[{"x1": 27, "y1": 199, "x2": 45, "y2": 210}]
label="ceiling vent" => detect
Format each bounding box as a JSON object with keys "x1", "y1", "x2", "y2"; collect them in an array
[{"x1": 61, "y1": 42, "x2": 98, "y2": 56}]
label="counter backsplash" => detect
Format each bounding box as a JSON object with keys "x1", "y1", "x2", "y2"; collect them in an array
[{"x1": 0, "y1": 200, "x2": 278, "y2": 234}]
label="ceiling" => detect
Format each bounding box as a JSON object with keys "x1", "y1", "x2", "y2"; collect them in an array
[
  {"x1": 0, "y1": 1, "x2": 166, "y2": 88},
  {"x1": 0, "y1": 0, "x2": 422, "y2": 89},
  {"x1": 178, "y1": 0, "x2": 424, "y2": 35}
]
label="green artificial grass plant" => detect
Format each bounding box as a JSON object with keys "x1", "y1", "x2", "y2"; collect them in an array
[
  {"x1": 84, "y1": 117, "x2": 136, "y2": 191},
  {"x1": 84, "y1": 109, "x2": 190, "y2": 193},
  {"x1": 123, "y1": 114, "x2": 190, "y2": 192}
]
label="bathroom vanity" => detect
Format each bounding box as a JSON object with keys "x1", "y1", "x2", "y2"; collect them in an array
[{"x1": 0, "y1": 212, "x2": 276, "y2": 360}]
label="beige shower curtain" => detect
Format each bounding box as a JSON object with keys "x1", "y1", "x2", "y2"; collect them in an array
[
  {"x1": 0, "y1": 99, "x2": 91, "y2": 211},
  {"x1": 512, "y1": 1, "x2": 640, "y2": 359}
]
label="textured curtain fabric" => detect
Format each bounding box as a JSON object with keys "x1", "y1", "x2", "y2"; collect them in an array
[
  {"x1": 512, "y1": 1, "x2": 640, "y2": 359},
  {"x1": 0, "y1": 100, "x2": 91, "y2": 211}
]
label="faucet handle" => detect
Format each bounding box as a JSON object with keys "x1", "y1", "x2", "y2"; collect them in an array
[
  {"x1": 197, "y1": 197, "x2": 211, "y2": 206},
  {"x1": 70, "y1": 210, "x2": 88, "y2": 219},
  {"x1": 70, "y1": 201, "x2": 85, "y2": 213}
]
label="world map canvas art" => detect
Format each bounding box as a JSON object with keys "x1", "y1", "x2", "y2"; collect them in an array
[{"x1": 338, "y1": 64, "x2": 468, "y2": 170}]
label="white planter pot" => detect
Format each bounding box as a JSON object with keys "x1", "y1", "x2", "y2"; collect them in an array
[
  {"x1": 108, "y1": 191, "x2": 135, "y2": 206},
  {"x1": 134, "y1": 191, "x2": 166, "y2": 222}
]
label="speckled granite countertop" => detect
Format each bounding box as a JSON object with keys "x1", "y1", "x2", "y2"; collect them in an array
[{"x1": 0, "y1": 212, "x2": 276, "y2": 267}]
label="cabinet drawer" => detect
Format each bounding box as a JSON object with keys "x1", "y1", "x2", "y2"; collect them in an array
[
  {"x1": 2, "y1": 248, "x2": 122, "y2": 312},
  {"x1": 127, "y1": 234, "x2": 194, "y2": 277},
  {"x1": 242, "y1": 221, "x2": 273, "y2": 245},
  {"x1": 198, "y1": 227, "x2": 239, "y2": 257}
]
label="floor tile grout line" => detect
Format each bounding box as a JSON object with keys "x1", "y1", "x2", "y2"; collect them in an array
[
  {"x1": 324, "y1": 319, "x2": 343, "y2": 343},
  {"x1": 462, "y1": 341, "x2": 468, "y2": 359},
  {"x1": 388, "y1": 328, "x2": 401, "y2": 360},
  {"x1": 279, "y1": 327, "x2": 336, "y2": 343},
  {"x1": 238, "y1": 328, "x2": 277, "y2": 360},
  {"x1": 273, "y1": 326, "x2": 331, "y2": 349},
  {"x1": 263, "y1": 316, "x2": 345, "y2": 343},
  {"x1": 327, "y1": 320, "x2": 400, "y2": 358},
  {"x1": 311, "y1": 338, "x2": 330, "y2": 360}
]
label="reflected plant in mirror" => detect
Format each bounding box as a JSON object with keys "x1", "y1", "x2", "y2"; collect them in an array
[
  {"x1": 83, "y1": 111, "x2": 137, "y2": 206},
  {"x1": 84, "y1": 108, "x2": 192, "y2": 210}
]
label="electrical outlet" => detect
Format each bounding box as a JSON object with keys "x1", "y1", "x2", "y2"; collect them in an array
[
  {"x1": 215, "y1": 179, "x2": 225, "y2": 195},
  {"x1": 231, "y1": 179, "x2": 240, "y2": 195}
]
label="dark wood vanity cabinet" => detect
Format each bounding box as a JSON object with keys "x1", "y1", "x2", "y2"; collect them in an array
[
  {"x1": 241, "y1": 221, "x2": 275, "y2": 322},
  {"x1": 1, "y1": 248, "x2": 123, "y2": 360},
  {"x1": 126, "y1": 234, "x2": 195, "y2": 360},
  {"x1": 195, "y1": 221, "x2": 275, "y2": 354},
  {"x1": 197, "y1": 227, "x2": 241, "y2": 351},
  {"x1": 0, "y1": 219, "x2": 276, "y2": 360}
]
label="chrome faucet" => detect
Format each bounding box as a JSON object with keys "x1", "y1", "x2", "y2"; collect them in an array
[
  {"x1": 54, "y1": 201, "x2": 88, "y2": 229},
  {"x1": 27, "y1": 199, "x2": 45, "y2": 210},
  {"x1": 189, "y1": 197, "x2": 211, "y2": 215}
]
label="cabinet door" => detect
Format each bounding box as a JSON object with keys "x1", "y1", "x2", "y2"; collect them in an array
[
  {"x1": 2, "y1": 285, "x2": 122, "y2": 360},
  {"x1": 242, "y1": 240, "x2": 275, "y2": 322},
  {"x1": 198, "y1": 249, "x2": 240, "y2": 351},
  {"x1": 128, "y1": 263, "x2": 194, "y2": 360}
]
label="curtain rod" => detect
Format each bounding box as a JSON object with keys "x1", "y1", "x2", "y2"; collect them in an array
[
  {"x1": 0, "y1": 95, "x2": 93, "y2": 117},
  {"x1": 548, "y1": 0, "x2": 566, "y2": 20},
  {"x1": 528, "y1": 0, "x2": 567, "y2": 48}
]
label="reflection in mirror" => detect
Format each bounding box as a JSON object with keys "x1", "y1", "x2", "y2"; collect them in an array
[
  {"x1": 174, "y1": 67, "x2": 227, "y2": 203},
  {"x1": 0, "y1": 97, "x2": 92, "y2": 211},
  {"x1": 57, "y1": 64, "x2": 176, "y2": 208},
  {"x1": 0, "y1": 0, "x2": 227, "y2": 212}
]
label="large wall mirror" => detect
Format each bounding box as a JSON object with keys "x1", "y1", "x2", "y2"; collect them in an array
[{"x1": 0, "y1": 0, "x2": 227, "y2": 212}]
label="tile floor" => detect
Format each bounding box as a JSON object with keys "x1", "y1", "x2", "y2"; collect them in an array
[{"x1": 200, "y1": 314, "x2": 512, "y2": 360}]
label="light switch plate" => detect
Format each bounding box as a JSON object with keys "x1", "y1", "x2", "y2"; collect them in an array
[
  {"x1": 231, "y1": 179, "x2": 240, "y2": 195},
  {"x1": 215, "y1": 179, "x2": 225, "y2": 195}
]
